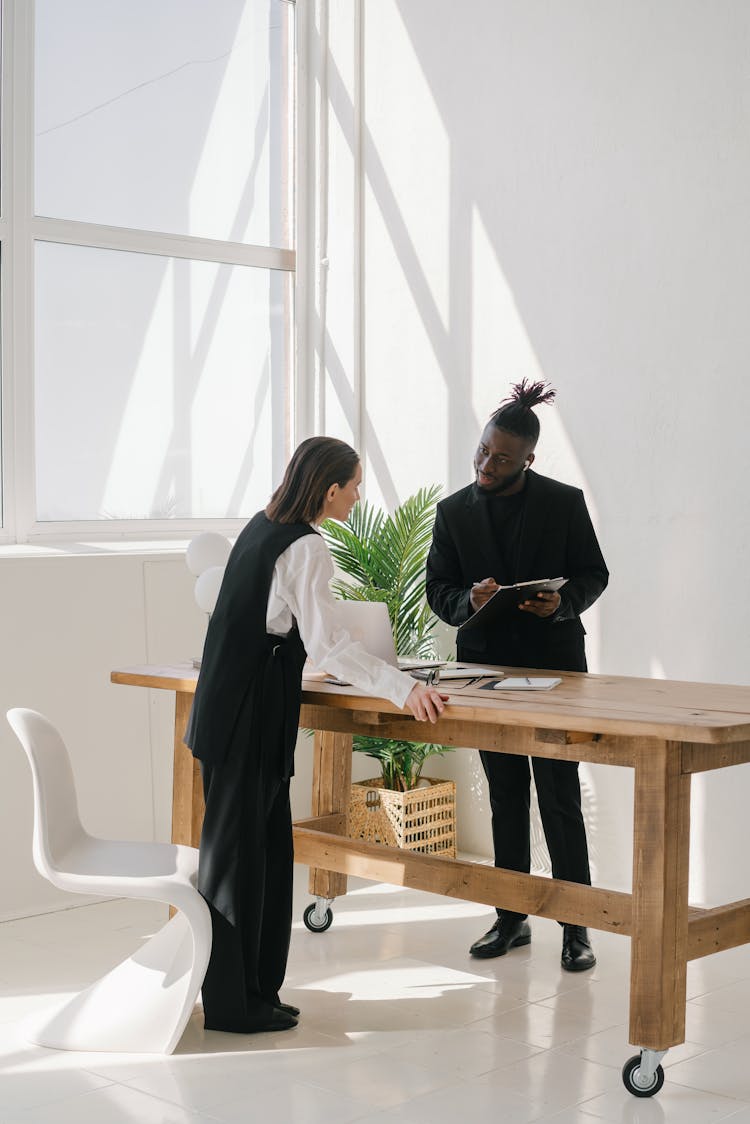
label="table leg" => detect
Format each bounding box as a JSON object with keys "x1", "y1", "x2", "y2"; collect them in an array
[
  {"x1": 171, "y1": 690, "x2": 204, "y2": 848},
  {"x1": 629, "y1": 738, "x2": 690, "y2": 1050},
  {"x1": 307, "y1": 729, "x2": 352, "y2": 899}
]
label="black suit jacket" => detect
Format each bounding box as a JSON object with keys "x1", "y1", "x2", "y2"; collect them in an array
[{"x1": 425, "y1": 470, "x2": 608, "y2": 672}]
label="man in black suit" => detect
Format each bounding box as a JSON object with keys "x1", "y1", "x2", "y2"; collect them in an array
[{"x1": 426, "y1": 381, "x2": 608, "y2": 971}]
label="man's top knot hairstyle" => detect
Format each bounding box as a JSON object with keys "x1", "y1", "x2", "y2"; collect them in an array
[{"x1": 488, "y1": 378, "x2": 556, "y2": 445}]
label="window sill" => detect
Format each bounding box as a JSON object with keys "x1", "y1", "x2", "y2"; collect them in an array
[{"x1": 0, "y1": 539, "x2": 194, "y2": 560}]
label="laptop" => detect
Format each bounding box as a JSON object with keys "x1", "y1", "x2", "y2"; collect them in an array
[
  {"x1": 332, "y1": 600, "x2": 399, "y2": 666},
  {"x1": 302, "y1": 600, "x2": 494, "y2": 683},
  {"x1": 332, "y1": 601, "x2": 456, "y2": 674}
]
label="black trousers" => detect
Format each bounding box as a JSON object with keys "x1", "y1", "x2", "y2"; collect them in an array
[
  {"x1": 479, "y1": 750, "x2": 591, "y2": 922},
  {"x1": 199, "y1": 760, "x2": 294, "y2": 1029}
]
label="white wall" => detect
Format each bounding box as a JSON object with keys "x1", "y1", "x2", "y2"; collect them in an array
[
  {"x1": 0, "y1": 551, "x2": 191, "y2": 918},
  {"x1": 0, "y1": 543, "x2": 374, "y2": 921},
  {"x1": 318, "y1": 0, "x2": 750, "y2": 904}
]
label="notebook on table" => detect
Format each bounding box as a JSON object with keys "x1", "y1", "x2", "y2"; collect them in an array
[{"x1": 486, "y1": 677, "x2": 562, "y2": 691}]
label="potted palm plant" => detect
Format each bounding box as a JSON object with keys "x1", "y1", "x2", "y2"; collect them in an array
[{"x1": 321, "y1": 486, "x2": 457, "y2": 857}]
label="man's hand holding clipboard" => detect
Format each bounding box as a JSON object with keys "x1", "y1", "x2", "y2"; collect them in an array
[{"x1": 461, "y1": 576, "x2": 568, "y2": 635}]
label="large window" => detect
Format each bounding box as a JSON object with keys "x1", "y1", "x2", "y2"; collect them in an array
[{"x1": 1, "y1": 0, "x2": 296, "y2": 540}]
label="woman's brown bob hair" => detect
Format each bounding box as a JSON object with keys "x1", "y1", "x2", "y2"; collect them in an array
[{"x1": 266, "y1": 437, "x2": 360, "y2": 524}]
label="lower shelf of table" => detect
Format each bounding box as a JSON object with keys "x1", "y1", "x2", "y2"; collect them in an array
[
  {"x1": 293, "y1": 813, "x2": 632, "y2": 935},
  {"x1": 293, "y1": 813, "x2": 750, "y2": 960}
]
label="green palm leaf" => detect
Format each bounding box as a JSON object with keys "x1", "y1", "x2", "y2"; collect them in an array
[
  {"x1": 320, "y1": 484, "x2": 452, "y2": 790},
  {"x1": 321, "y1": 484, "x2": 441, "y2": 656}
]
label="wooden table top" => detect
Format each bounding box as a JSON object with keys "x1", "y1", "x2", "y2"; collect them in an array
[{"x1": 111, "y1": 663, "x2": 750, "y2": 745}]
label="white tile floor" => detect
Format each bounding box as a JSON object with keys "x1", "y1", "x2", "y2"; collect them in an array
[{"x1": 2, "y1": 867, "x2": 750, "y2": 1123}]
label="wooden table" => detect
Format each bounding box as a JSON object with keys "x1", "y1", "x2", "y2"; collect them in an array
[{"x1": 112, "y1": 662, "x2": 750, "y2": 1097}]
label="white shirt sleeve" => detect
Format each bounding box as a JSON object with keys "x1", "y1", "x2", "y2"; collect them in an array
[{"x1": 267, "y1": 534, "x2": 414, "y2": 710}]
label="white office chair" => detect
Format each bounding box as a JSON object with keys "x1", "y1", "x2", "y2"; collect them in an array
[{"x1": 6, "y1": 708, "x2": 212, "y2": 1054}]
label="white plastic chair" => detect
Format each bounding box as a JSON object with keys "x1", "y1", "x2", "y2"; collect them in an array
[{"x1": 6, "y1": 708, "x2": 212, "y2": 1054}]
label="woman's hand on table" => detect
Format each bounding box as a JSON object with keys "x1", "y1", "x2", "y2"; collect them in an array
[{"x1": 405, "y1": 684, "x2": 449, "y2": 723}]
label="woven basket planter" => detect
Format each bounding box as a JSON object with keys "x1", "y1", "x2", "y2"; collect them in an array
[{"x1": 349, "y1": 777, "x2": 457, "y2": 857}]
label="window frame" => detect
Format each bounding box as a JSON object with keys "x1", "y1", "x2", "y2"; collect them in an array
[{"x1": 0, "y1": 0, "x2": 302, "y2": 545}]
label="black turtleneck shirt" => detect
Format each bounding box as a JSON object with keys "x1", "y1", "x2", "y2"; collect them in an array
[{"x1": 475, "y1": 483, "x2": 528, "y2": 584}]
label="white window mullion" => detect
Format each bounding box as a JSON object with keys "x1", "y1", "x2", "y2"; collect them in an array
[
  {"x1": 3, "y1": 0, "x2": 37, "y2": 544},
  {"x1": 31, "y1": 217, "x2": 295, "y2": 273},
  {"x1": 293, "y1": 0, "x2": 314, "y2": 445},
  {"x1": 0, "y1": 0, "x2": 13, "y2": 537}
]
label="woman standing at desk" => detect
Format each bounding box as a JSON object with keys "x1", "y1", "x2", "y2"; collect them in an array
[{"x1": 185, "y1": 437, "x2": 447, "y2": 1034}]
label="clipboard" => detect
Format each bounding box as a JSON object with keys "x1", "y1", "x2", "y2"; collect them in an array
[{"x1": 458, "y1": 577, "x2": 567, "y2": 636}]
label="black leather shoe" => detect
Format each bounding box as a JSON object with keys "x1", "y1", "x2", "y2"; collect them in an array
[
  {"x1": 268, "y1": 992, "x2": 300, "y2": 1017},
  {"x1": 204, "y1": 1007, "x2": 298, "y2": 1034},
  {"x1": 469, "y1": 914, "x2": 531, "y2": 959},
  {"x1": 276, "y1": 1002, "x2": 301, "y2": 1017},
  {"x1": 561, "y1": 925, "x2": 596, "y2": 972}
]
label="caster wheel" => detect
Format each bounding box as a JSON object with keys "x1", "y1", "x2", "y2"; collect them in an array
[
  {"x1": 622, "y1": 1054, "x2": 665, "y2": 1097},
  {"x1": 303, "y1": 903, "x2": 333, "y2": 932}
]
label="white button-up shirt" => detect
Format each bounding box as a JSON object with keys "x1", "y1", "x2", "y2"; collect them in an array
[{"x1": 266, "y1": 532, "x2": 414, "y2": 709}]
